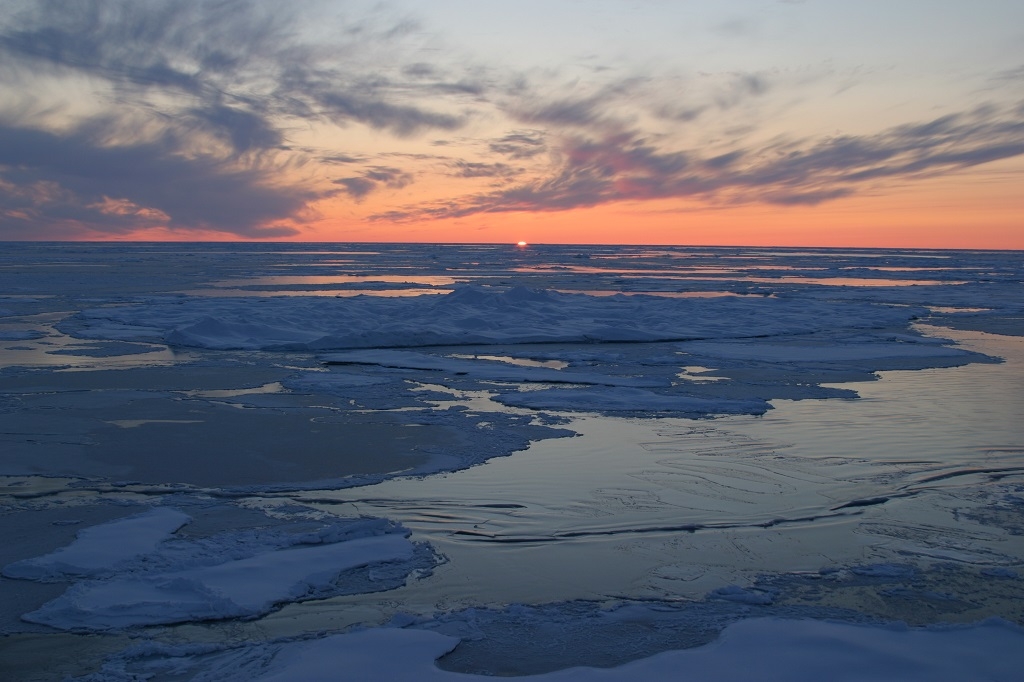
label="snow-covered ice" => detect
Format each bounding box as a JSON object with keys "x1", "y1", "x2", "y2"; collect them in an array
[
  {"x1": 25, "y1": 533, "x2": 414, "y2": 630},
  {"x1": 4, "y1": 504, "x2": 429, "y2": 631},
  {"x1": 321, "y1": 349, "x2": 666, "y2": 387},
  {"x1": 494, "y1": 386, "x2": 769, "y2": 414},
  {"x1": 3, "y1": 507, "x2": 191, "y2": 581},
  {"x1": 76, "y1": 618, "x2": 1024, "y2": 682},
  {"x1": 70, "y1": 285, "x2": 923, "y2": 351}
]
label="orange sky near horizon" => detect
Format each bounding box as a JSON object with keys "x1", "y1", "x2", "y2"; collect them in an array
[{"x1": 285, "y1": 159, "x2": 1024, "y2": 249}]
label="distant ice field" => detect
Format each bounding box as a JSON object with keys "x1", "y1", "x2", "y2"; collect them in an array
[{"x1": 1, "y1": 243, "x2": 1022, "y2": 680}]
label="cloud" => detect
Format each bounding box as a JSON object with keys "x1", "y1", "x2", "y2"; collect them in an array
[
  {"x1": 311, "y1": 90, "x2": 465, "y2": 137},
  {"x1": 0, "y1": 0, "x2": 480, "y2": 237},
  {"x1": 449, "y1": 161, "x2": 516, "y2": 178},
  {"x1": 373, "y1": 101, "x2": 1024, "y2": 220},
  {"x1": 0, "y1": 120, "x2": 311, "y2": 238},
  {"x1": 489, "y1": 131, "x2": 548, "y2": 159},
  {"x1": 320, "y1": 154, "x2": 367, "y2": 165},
  {"x1": 712, "y1": 72, "x2": 771, "y2": 110},
  {"x1": 712, "y1": 18, "x2": 760, "y2": 38},
  {"x1": 335, "y1": 166, "x2": 413, "y2": 200},
  {"x1": 506, "y1": 78, "x2": 646, "y2": 131},
  {"x1": 188, "y1": 105, "x2": 284, "y2": 154}
]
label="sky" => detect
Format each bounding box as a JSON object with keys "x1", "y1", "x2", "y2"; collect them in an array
[{"x1": 0, "y1": 0, "x2": 1022, "y2": 247}]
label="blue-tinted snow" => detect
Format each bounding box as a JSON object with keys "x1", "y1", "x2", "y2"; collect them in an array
[
  {"x1": 71, "y1": 618, "x2": 1024, "y2": 682},
  {"x1": 5, "y1": 508, "x2": 430, "y2": 631}
]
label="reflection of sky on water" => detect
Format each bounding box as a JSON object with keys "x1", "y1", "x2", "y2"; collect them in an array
[
  {"x1": 208, "y1": 275, "x2": 462, "y2": 286},
  {"x1": 0, "y1": 312, "x2": 178, "y2": 369},
  {"x1": 554, "y1": 290, "x2": 770, "y2": 298},
  {"x1": 739, "y1": 276, "x2": 964, "y2": 286},
  {"x1": 180, "y1": 287, "x2": 455, "y2": 297}
]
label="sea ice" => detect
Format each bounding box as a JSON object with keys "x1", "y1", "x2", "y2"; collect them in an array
[
  {"x1": 23, "y1": 533, "x2": 415, "y2": 630},
  {"x1": 2, "y1": 507, "x2": 191, "y2": 581},
  {"x1": 5, "y1": 505, "x2": 428, "y2": 632},
  {"x1": 322, "y1": 349, "x2": 666, "y2": 387},
  {"x1": 65, "y1": 285, "x2": 924, "y2": 351},
  {"x1": 707, "y1": 584, "x2": 776, "y2": 605},
  {"x1": 494, "y1": 386, "x2": 769, "y2": 415},
  {"x1": 84, "y1": 618, "x2": 1024, "y2": 682}
]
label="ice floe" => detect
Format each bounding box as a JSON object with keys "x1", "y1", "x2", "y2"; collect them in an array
[
  {"x1": 321, "y1": 349, "x2": 666, "y2": 387},
  {"x1": 3, "y1": 507, "x2": 190, "y2": 581},
  {"x1": 75, "y1": 618, "x2": 1024, "y2": 681},
  {"x1": 494, "y1": 386, "x2": 769, "y2": 415},
  {"x1": 65, "y1": 285, "x2": 922, "y2": 351},
  {"x1": 25, "y1": 534, "x2": 414, "y2": 630},
  {"x1": 4, "y1": 507, "x2": 430, "y2": 631}
]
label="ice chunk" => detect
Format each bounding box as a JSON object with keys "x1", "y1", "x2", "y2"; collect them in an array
[
  {"x1": 494, "y1": 386, "x2": 769, "y2": 415},
  {"x1": 322, "y1": 350, "x2": 665, "y2": 387},
  {"x1": 3, "y1": 507, "x2": 191, "y2": 582},
  {"x1": 120, "y1": 618, "x2": 1024, "y2": 681},
  {"x1": 850, "y1": 563, "x2": 916, "y2": 578},
  {"x1": 23, "y1": 534, "x2": 414, "y2": 630},
  {"x1": 707, "y1": 585, "x2": 775, "y2": 605},
  {"x1": 981, "y1": 568, "x2": 1019, "y2": 579},
  {"x1": 67, "y1": 285, "x2": 922, "y2": 351}
]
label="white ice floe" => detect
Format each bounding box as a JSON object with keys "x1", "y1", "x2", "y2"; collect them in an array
[
  {"x1": 103, "y1": 618, "x2": 1024, "y2": 682},
  {"x1": 67, "y1": 285, "x2": 920, "y2": 351},
  {"x1": 6, "y1": 507, "x2": 425, "y2": 631},
  {"x1": 24, "y1": 534, "x2": 414, "y2": 630},
  {"x1": 494, "y1": 386, "x2": 769, "y2": 415},
  {"x1": 2, "y1": 507, "x2": 191, "y2": 581}
]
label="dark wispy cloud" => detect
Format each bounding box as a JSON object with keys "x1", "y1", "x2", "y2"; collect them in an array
[
  {"x1": 335, "y1": 166, "x2": 413, "y2": 200},
  {"x1": 320, "y1": 154, "x2": 368, "y2": 165},
  {"x1": 0, "y1": 120, "x2": 312, "y2": 237},
  {"x1": 507, "y1": 78, "x2": 647, "y2": 131},
  {"x1": 449, "y1": 161, "x2": 516, "y2": 179},
  {"x1": 374, "y1": 101, "x2": 1024, "y2": 220},
  {"x1": 489, "y1": 131, "x2": 548, "y2": 159},
  {"x1": 0, "y1": 0, "x2": 470, "y2": 238}
]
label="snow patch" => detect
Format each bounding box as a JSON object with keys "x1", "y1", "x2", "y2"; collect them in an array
[
  {"x1": 24, "y1": 534, "x2": 414, "y2": 630},
  {"x1": 5, "y1": 508, "x2": 427, "y2": 632},
  {"x1": 3, "y1": 507, "x2": 191, "y2": 582},
  {"x1": 84, "y1": 618, "x2": 1024, "y2": 682}
]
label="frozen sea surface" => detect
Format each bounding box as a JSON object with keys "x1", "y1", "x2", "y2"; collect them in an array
[{"x1": 1, "y1": 243, "x2": 1022, "y2": 680}]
